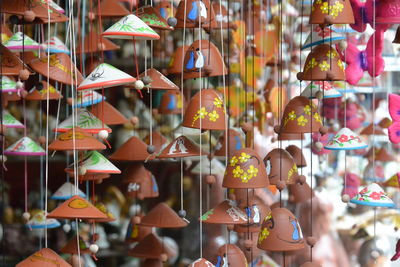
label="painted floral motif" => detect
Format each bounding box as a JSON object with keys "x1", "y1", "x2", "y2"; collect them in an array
[
  {"x1": 287, "y1": 164, "x2": 298, "y2": 182},
  {"x1": 201, "y1": 209, "x2": 214, "y2": 221},
  {"x1": 258, "y1": 227, "x2": 270, "y2": 244},
  {"x1": 318, "y1": 0, "x2": 344, "y2": 18},
  {"x1": 229, "y1": 152, "x2": 259, "y2": 183},
  {"x1": 191, "y1": 97, "x2": 225, "y2": 126},
  {"x1": 327, "y1": 50, "x2": 338, "y2": 59},
  {"x1": 141, "y1": 13, "x2": 167, "y2": 27},
  {"x1": 327, "y1": 134, "x2": 362, "y2": 147},
  {"x1": 314, "y1": 112, "x2": 323, "y2": 124},
  {"x1": 213, "y1": 97, "x2": 223, "y2": 108},
  {"x1": 40, "y1": 54, "x2": 74, "y2": 78},
  {"x1": 337, "y1": 59, "x2": 344, "y2": 70},
  {"x1": 283, "y1": 102, "x2": 321, "y2": 127},
  {"x1": 305, "y1": 58, "x2": 318, "y2": 71},
  {"x1": 356, "y1": 187, "x2": 387, "y2": 202},
  {"x1": 108, "y1": 16, "x2": 157, "y2": 34},
  {"x1": 319, "y1": 60, "x2": 330, "y2": 71},
  {"x1": 297, "y1": 115, "x2": 308, "y2": 126},
  {"x1": 304, "y1": 105, "x2": 311, "y2": 115},
  {"x1": 208, "y1": 110, "x2": 219, "y2": 122}
]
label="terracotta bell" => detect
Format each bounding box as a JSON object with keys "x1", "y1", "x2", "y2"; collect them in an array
[
  {"x1": 286, "y1": 145, "x2": 307, "y2": 168},
  {"x1": 158, "y1": 90, "x2": 185, "y2": 114},
  {"x1": 175, "y1": 0, "x2": 218, "y2": 29},
  {"x1": 264, "y1": 148, "x2": 302, "y2": 185},
  {"x1": 167, "y1": 45, "x2": 189, "y2": 75},
  {"x1": 128, "y1": 233, "x2": 174, "y2": 259},
  {"x1": 214, "y1": 129, "x2": 245, "y2": 158},
  {"x1": 93, "y1": 0, "x2": 130, "y2": 19},
  {"x1": 122, "y1": 164, "x2": 159, "y2": 199},
  {"x1": 126, "y1": 215, "x2": 153, "y2": 243},
  {"x1": 309, "y1": 0, "x2": 354, "y2": 24},
  {"x1": 212, "y1": 244, "x2": 247, "y2": 267},
  {"x1": 140, "y1": 202, "x2": 188, "y2": 228},
  {"x1": 158, "y1": 135, "x2": 203, "y2": 158},
  {"x1": 200, "y1": 200, "x2": 248, "y2": 225},
  {"x1": 288, "y1": 182, "x2": 314, "y2": 203}
]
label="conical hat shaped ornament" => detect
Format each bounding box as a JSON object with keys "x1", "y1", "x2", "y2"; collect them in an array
[
  {"x1": 29, "y1": 53, "x2": 84, "y2": 85},
  {"x1": 285, "y1": 145, "x2": 307, "y2": 168},
  {"x1": 167, "y1": 45, "x2": 189, "y2": 75},
  {"x1": 158, "y1": 90, "x2": 185, "y2": 114},
  {"x1": 4, "y1": 92, "x2": 22, "y2": 102},
  {"x1": 301, "y1": 81, "x2": 342, "y2": 99},
  {"x1": 48, "y1": 128, "x2": 106, "y2": 151},
  {"x1": 182, "y1": 89, "x2": 226, "y2": 130},
  {"x1": 94, "y1": 0, "x2": 130, "y2": 18},
  {"x1": 144, "y1": 131, "x2": 168, "y2": 153},
  {"x1": 138, "y1": 68, "x2": 179, "y2": 90},
  {"x1": 110, "y1": 136, "x2": 151, "y2": 161},
  {"x1": 302, "y1": 26, "x2": 345, "y2": 50},
  {"x1": 4, "y1": 32, "x2": 40, "y2": 51},
  {"x1": 66, "y1": 151, "x2": 121, "y2": 174},
  {"x1": 26, "y1": 81, "x2": 63, "y2": 101},
  {"x1": 183, "y1": 40, "x2": 227, "y2": 79},
  {"x1": 126, "y1": 215, "x2": 153, "y2": 243},
  {"x1": 76, "y1": 31, "x2": 120, "y2": 54},
  {"x1": 1, "y1": 76, "x2": 18, "y2": 92},
  {"x1": 91, "y1": 101, "x2": 128, "y2": 125},
  {"x1": 51, "y1": 182, "x2": 86, "y2": 200},
  {"x1": 77, "y1": 173, "x2": 111, "y2": 182},
  {"x1": 222, "y1": 148, "x2": 269, "y2": 189},
  {"x1": 175, "y1": 0, "x2": 218, "y2": 29},
  {"x1": 15, "y1": 248, "x2": 71, "y2": 267},
  {"x1": 309, "y1": 0, "x2": 354, "y2": 24},
  {"x1": 129, "y1": 233, "x2": 174, "y2": 259},
  {"x1": 26, "y1": 210, "x2": 60, "y2": 229},
  {"x1": 212, "y1": 244, "x2": 247, "y2": 267},
  {"x1": 90, "y1": 202, "x2": 116, "y2": 223},
  {"x1": 137, "y1": 6, "x2": 172, "y2": 30},
  {"x1": 360, "y1": 123, "x2": 386, "y2": 136},
  {"x1": 78, "y1": 63, "x2": 136, "y2": 91},
  {"x1": 213, "y1": 2, "x2": 230, "y2": 29},
  {"x1": 102, "y1": 14, "x2": 160, "y2": 40},
  {"x1": 47, "y1": 195, "x2": 108, "y2": 220},
  {"x1": 257, "y1": 208, "x2": 305, "y2": 252},
  {"x1": 383, "y1": 173, "x2": 400, "y2": 187},
  {"x1": 201, "y1": 200, "x2": 248, "y2": 225},
  {"x1": 297, "y1": 44, "x2": 345, "y2": 81},
  {"x1": 190, "y1": 258, "x2": 215, "y2": 267},
  {"x1": 350, "y1": 183, "x2": 395, "y2": 208},
  {"x1": 364, "y1": 147, "x2": 395, "y2": 162},
  {"x1": 2, "y1": 111, "x2": 24, "y2": 128},
  {"x1": 324, "y1": 127, "x2": 368, "y2": 150},
  {"x1": 61, "y1": 235, "x2": 90, "y2": 255},
  {"x1": 40, "y1": 36, "x2": 69, "y2": 54},
  {"x1": 300, "y1": 262, "x2": 322, "y2": 267},
  {"x1": 264, "y1": 149, "x2": 301, "y2": 185},
  {"x1": 123, "y1": 165, "x2": 159, "y2": 199},
  {"x1": 74, "y1": 91, "x2": 106, "y2": 108},
  {"x1": 140, "y1": 202, "x2": 188, "y2": 228},
  {"x1": 5, "y1": 136, "x2": 45, "y2": 156},
  {"x1": 158, "y1": 135, "x2": 203, "y2": 158},
  {"x1": 56, "y1": 109, "x2": 111, "y2": 134},
  {"x1": 288, "y1": 182, "x2": 314, "y2": 203},
  {"x1": 0, "y1": 44, "x2": 30, "y2": 76},
  {"x1": 278, "y1": 96, "x2": 323, "y2": 134},
  {"x1": 214, "y1": 129, "x2": 245, "y2": 158}
]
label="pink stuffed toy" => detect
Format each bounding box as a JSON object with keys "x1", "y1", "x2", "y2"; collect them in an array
[
  {"x1": 349, "y1": 0, "x2": 391, "y2": 32},
  {"x1": 388, "y1": 93, "x2": 400, "y2": 144},
  {"x1": 339, "y1": 101, "x2": 365, "y2": 130},
  {"x1": 342, "y1": 172, "x2": 361, "y2": 198}
]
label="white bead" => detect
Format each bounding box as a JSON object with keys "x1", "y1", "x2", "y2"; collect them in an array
[
  {"x1": 89, "y1": 244, "x2": 99, "y2": 254},
  {"x1": 98, "y1": 130, "x2": 109, "y2": 139},
  {"x1": 63, "y1": 223, "x2": 71, "y2": 233},
  {"x1": 0, "y1": 155, "x2": 7, "y2": 163},
  {"x1": 134, "y1": 80, "x2": 145, "y2": 90},
  {"x1": 371, "y1": 250, "x2": 380, "y2": 259},
  {"x1": 16, "y1": 81, "x2": 24, "y2": 89},
  {"x1": 78, "y1": 166, "x2": 87, "y2": 176},
  {"x1": 341, "y1": 194, "x2": 350, "y2": 203},
  {"x1": 22, "y1": 212, "x2": 30, "y2": 221},
  {"x1": 332, "y1": 123, "x2": 340, "y2": 132},
  {"x1": 338, "y1": 40, "x2": 348, "y2": 51}
]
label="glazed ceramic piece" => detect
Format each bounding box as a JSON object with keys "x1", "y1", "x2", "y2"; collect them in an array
[
  {"x1": 29, "y1": 53, "x2": 84, "y2": 85},
  {"x1": 128, "y1": 233, "x2": 174, "y2": 259},
  {"x1": 183, "y1": 40, "x2": 227, "y2": 79},
  {"x1": 212, "y1": 244, "x2": 247, "y2": 267},
  {"x1": 257, "y1": 208, "x2": 305, "y2": 252},
  {"x1": 137, "y1": 6, "x2": 172, "y2": 30},
  {"x1": 302, "y1": 26, "x2": 345, "y2": 50},
  {"x1": 65, "y1": 151, "x2": 121, "y2": 175},
  {"x1": 122, "y1": 164, "x2": 159, "y2": 199},
  {"x1": 15, "y1": 248, "x2": 71, "y2": 267},
  {"x1": 94, "y1": 0, "x2": 130, "y2": 18},
  {"x1": 56, "y1": 109, "x2": 111, "y2": 134},
  {"x1": 41, "y1": 36, "x2": 70, "y2": 54},
  {"x1": 360, "y1": 123, "x2": 386, "y2": 136},
  {"x1": 26, "y1": 210, "x2": 60, "y2": 229},
  {"x1": 298, "y1": 44, "x2": 345, "y2": 81},
  {"x1": 48, "y1": 128, "x2": 106, "y2": 151},
  {"x1": 110, "y1": 136, "x2": 151, "y2": 161},
  {"x1": 285, "y1": 145, "x2": 307, "y2": 168},
  {"x1": 309, "y1": 0, "x2": 354, "y2": 24},
  {"x1": 2, "y1": 111, "x2": 24, "y2": 128},
  {"x1": 75, "y1": 31, "x2": 120, "y2": 54},
  {"x1": 102, "y1": 14, "x2": 160, "y2": 40},
  {"x1": 138, "y1": 68, "x2": 179, "y2": 90},
  {"x1": 90, "y1": 101, "x2": 128, "y2": 125},
  {"x1": 301, "y1": 81, "x2": 342, "y2": 99},
  {"x1": 47, "y1": 195, "x2": 108, "y2": 220},
  {"x1": 0, "y1": 44, "x2": 31, "y2": 76},
  {"x1": 1, "y1": 76, "x2": 18, "y2": 92},
  {"x1": 189, "y1": 258, "x2": 215, "y2": 267},
  {"x1": 175, "y1": 0, "x2": 218, "y2": 29},
  {"x1": 4, "y1": 32, "x2": 40, "y2": 51},
  {"x1": 264, "y1": 148, "x2": 300, "y2": 185},
  {"x1": 61, "y1": 235, "x2": 91, "y2": 255},
  {"x1": 51, "y1": 182, "x2": 86, "y2": 200},
  {"x1": 214, "y1": 129, "x2": 245, "y2": 158},
  {"x1": 158, "y1": 90, "x2": 185, "y2": 114},
  {"x1": 350, "y1": 183, "x2": 395, "y2": 208},
  {"x1": 126, "y1": 215, "x2": 153, "y2": 243},
  {"x1": 73, "y1": 91, "x2": 106, "y2": 108},
  {"x1": 26, "y1": 81, "x2": 63, "y2": 101},
  {"x1": 278, "y1": 96, "x2": 323, "y2": 133},
  {"x1": 222, "y1": 148, "x2": 269, "y2": 189},
  {"x1": 288, "y1": 182, "x2": 314, "y2": 203},
  {"x1": 182, "y1": 89, "x2": 226, "y2": 130},
  {"x1": 383, "y1": 173, "x2": 400, "y2": 188},
  {"x1": 200, "y1": 200, "x2": 248, "y2": 225},
  {"x1": 5, "y1": 137, "x2": 46, "y2": 156},
  {"x1": 140, "y1": 202, "x2": 188, "y2": 228},
  {"x1": 158, "y1": 135, "x2": 203, "y2": 158},
  {"x1": 167, "y1": 45, "x2": 189, "y2": 75},
  {"x1": 324, "y1": 127, "x2": 367, "y2": 150}
]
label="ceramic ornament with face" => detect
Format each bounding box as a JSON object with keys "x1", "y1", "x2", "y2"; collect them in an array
[{"x1": 264, "y1": 148, "x2": 299, "y2": 185}]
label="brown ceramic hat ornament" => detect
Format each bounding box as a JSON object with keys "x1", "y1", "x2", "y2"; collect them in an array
[
  {"x1": 126, "y1": 215, "x2": 153, "y2": 243},
  {"x1": 89, "y1": 202, "x2": 116, "y2": 223},
  {"x1": 285, "y1": 145, "x2": 307, "y2": 168},
  {"x1": 140, "y1": 202, "x2": 188, "y2": 228},
  {"x1": 277, "y1": 96, "x2": 323, "y2": 134},
  {"x1": 93, "y1": 0, "x2": 130, "y2": 18},
  {"x1": 189, "y1": 258, "x2": 216, "y2": 267},
  {"x1": 364, "y1": 147, "x2": 395, "y2": 162},
  {"x1": 297, "y1": 44, "x2": 345, "y2": 81},
  {"x1": 128, "y1": 233, "x2": 174, "y2": 259},
  {"x1": 138, "y1": 68, "x2": 179, "y2": 90},
  {"x1": 48, "y1": 128, "x2": 106, "y2": 151},
  {"x1": 360, "y1": 123, "x2": 386, "y2": 136},
  {"x1": 141, "y1": 259, "x2": 163, "y2": 267},
  {"x1": 91, "y1": 101, "x2": 129, "y2": 125},
  {"x1": 175, "y1": 0, "x2": 218, "y2": 29},
  {"x1": 137, "y1": 6, "x2": 172, "y2": 30},
  {"x1": 60, "y1": 235, "x2": 91, "y2": 255},
  {"x1": 75, "y1": 172, "x2": 111, "y2": 182},
  {"x1": 25, "y1": 81, "x2": 63, "y2": 101},
  {"x1": 300, "y1": 262, "x2": 322, "y2": 267},
  {"x1": 75, "y1": 30, "x2": 120, "y2": 54},
  {"x1": 167, "y1": 45, "x2": 189, "y2": 75},
  {"x1": 264, "y1": 148, "x2": 301, "y2": 185},
  {"x1": 158, "y1": 135, "x2": 203, "y2": 158},
  {"x1": 214, "y1": 129, "x2": 245, "y2": 158},
  {"x1": 182, "y1": 89, "x2": 226, "y2": 130},
  {"x1": 212, "y1": 2, "x2": 230, "y2": 29},
  {"x1": 110, "y1": 136, "x2": 152, "y2": 161},
  {"x1": 183, "y1": 40, "x2": 227, "y2": 79},
  {"x1": 158, "y1": 90, "x2": 185, "y2": 115},
  {"x1": 15, "y1": 248, "x2": 72, "y2": 267},
  {"x1": 29, "y1": 53, "x2": 84, "y2": 85},
  {"x1": 277, "y1": 132, "x2": 305, "y2": 141},
  {"x1": 222, "y1": 148, "x2": 269, "y2": 189},
  {"x1": 309, "y1": 0, "x2": 354, "y2": 24},
  {"x1": 257, "y1": 208, "x2": 305, "y2": 252},
  {"x1": 288, "y1": 182, "x2": 314, "y2": 203},
  {"x1": 122, "y1": 164, "x2": 159, "y2": 199},
  {"x1": 212, "y1": 244, "x2": 247, "y2": 267},
  {"x1": 200, "y1": 200, "x2": 248, "y2": 225},
  {"x1": 47, "y1": 195, "x2": 108, "y2": 220},
  {"x1": 0, "y1": 44, "x2": 31, "y2": 76},
  {"x1": 378, "y1": 117, "x2": 392, "y2": 128},
  {"x1": 144, "y1": 131, "x2": 168, "y2": 154}
]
